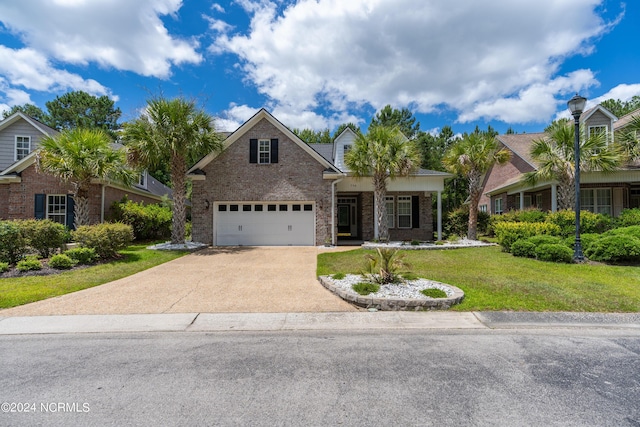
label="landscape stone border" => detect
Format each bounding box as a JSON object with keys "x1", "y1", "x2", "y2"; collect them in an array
[{"x1": 318, "y1": 276, "x2": 465, "y2": 311}]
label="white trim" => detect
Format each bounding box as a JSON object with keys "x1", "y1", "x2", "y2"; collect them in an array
[
  {"x1": 258, "y1": 139, "x2": 271, "y2": 164},
  {"x1": 397, "y1": 195, "x2": 412, "y2": 229},
  {"x1": 188, "y1": 109, "x2": 338, "y2": 175},
  {"x1": 14, "y1": 135, "x2": 31, "y2": 162},
  {"x1": 385, "y1": 195, "x2": 395, "y2": 229},
  {"x1": 494, "y1": 198, "x2": 503, "y2": 215},
  {"x1": 46, "y1": 194, "x2": 67, "y2": 224},
  {"x1": 0, "y1": 111, "x2": 58, "y2": 137},
  {"x1": 437, "y1": 191, "x2": 442, "y2": 241}
]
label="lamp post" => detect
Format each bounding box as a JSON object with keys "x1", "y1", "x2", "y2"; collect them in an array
[{"x1": 567, "y1": 93, "x2": 587, "y2": 262}]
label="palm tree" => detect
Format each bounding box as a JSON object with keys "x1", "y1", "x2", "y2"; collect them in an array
[
  {"x1": 36, "y1": 128, "x2": 135, "y2": 228},
  {"x1": 122, "y1": 97, "x2": 223, "y2": 244},
  {"x1": 616, "y1": 115, "x2": 640, "y2": 163},
  {"x1": 345, "y1": 124, "x2": 421, "y2": 242},
  {"x1": 525, "y1": 119, "x2": 620, "y2": 210},
  {"x1": 443, "y1": 132, "x2": 510, "y2": 240}
]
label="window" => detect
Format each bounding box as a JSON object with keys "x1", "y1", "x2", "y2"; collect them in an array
[
  {"x1": 494, "y1": 198, "x2": 503, "y2": 214},
  {"x1": 15, "y1": 136, "x2": 30, "y2": 161},
  {"x1": 303, "y1": 204, "x2": 313, "y2": 211},
  {"x1": 292, "y1": 204, "x2": 301, "y2": 211},
  {"x1": 218, "y1": 204, "x2": 227, "y2": 212},
  {"x1": 535, "y1": 194, "x2": 543, "y2": 208},
  {"x1": 397, "y1": 196, "x2": 412, "y2": 228},
  {"x1": 588, "y1": 125, "x2": 609, "y2": 143},
  {"x1": 47, "y1": 195, "x2": 66, "y2": 224},
  {"x1": 268, "y1": 204, "x2": 277, "y2": 211},
  {"x1": 479, "y1": 204, "x2": 487, "y2": 213},
  {"x1": 242, "y1": 205, "x2": 251, "y2": 212},
  {"x1": 259, "y1": 139, "x2": 270, "y2": 164},
  {"x1": 385, "y1": 196, "x2": 394, "y2": 229},
  {"x1": 279, "y1": 204, "x2": 288, "y2": 211},
  {"x1": 138, "y1": 172, "x2": 146, "y2": 188},
  {"x1": 254, "y1": 204, "x2": 263, "y2": 212},
  {"x1": 230, "y1": 204, "x2": 239, "y2": 212},
  {"x1": 514, "y1": 194, "x2": 533, "y2": 209},
  {"x1": 580, "y1": 188, "x2": 611, "y2": 215}
]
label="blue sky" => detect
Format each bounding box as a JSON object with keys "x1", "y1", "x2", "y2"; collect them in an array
[{"x1": 0, "y1": 0, "x2": 639, "y2": 136}]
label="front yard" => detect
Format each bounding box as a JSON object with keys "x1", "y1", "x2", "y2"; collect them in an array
[
  {"x1": 318, "y1": 246, "x2": 640, "y2": 312},
  {"x1": 0, "y1": 243, "x2": 187, "y2": 309}
]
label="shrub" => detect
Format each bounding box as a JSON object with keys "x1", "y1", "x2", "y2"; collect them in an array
[
  {"x1": 545, "y1": 210, "x2": 612, "y2": 237},
  {"x1": 363, "y1": 248, "x2": 409, "y2": 284},
  {"x1": 617, "y1": 208, "x2": 640, "y2": 227},
  {"x1": 16, "y1": 256, "x2": 42, "y2": 272},
  {"x1": 563, "y1": 233, "x2": 601, "y2": 253},
  {"x1": 111, "y1": 199, "x2": 172, "y2": 240},
  {"x1": 0, "y1": 221, "x2": 28, "y2": 264},
  {"x1": 352, "y1": 282, "x2": 380, "y2": 295},
  {"x1": 493, "y1": 222, "x2": 561, "y2": 252},
  {"x1": 445, "y1": 206, "x2": 490, "y2": 238},
  {"x1": 603, "y1": 225, "x2": 640, "y2": 240},
  {"x1": 72, "y1": 223, "x2": 134, "y2": 259},
  {"x1": 48, "y1": 254, "x2": 77, "y2": 269},
  {"x1": 0, "y1": 262, "x2": 8, "y2": 273},
  {"x1": 585, "y1": 235, "x2": 640, "y2": 263},
  {"x1": 332, "y1": 272, "x2": 346, "y2": 280},
  {"x1": 487, "y1": 209, "x2": 547, "y2": 236},
  {"x1": 535, "y1": 243, "x2": 573, "y2": 263},
  {"x1": 421, "y1": 288, "x2": 447, "y2": 298},
  {"x1": 510, "y1": 239, "x2": 537, "y2": 258},
  {"x1": 17, "y1": 219, "x2": 66, "y2": 258},
  {"x1": 64, "y1": 247, "x2": 98, "y2": 265}
]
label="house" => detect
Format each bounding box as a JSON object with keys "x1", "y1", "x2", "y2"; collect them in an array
[
  {"x1": 0, "y1": 111, "x2": 171, "y2": 227},
  {"x1": 480, "y1": 105, "x2": 640, "y2": 216},
  {"x1": 188, "y1": 108, "x2": 450, "y2": 246}
]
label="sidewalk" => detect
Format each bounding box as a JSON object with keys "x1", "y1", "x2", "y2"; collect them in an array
[{"x1": 0, "y1": 311, "x2": 638, "y2": 335}]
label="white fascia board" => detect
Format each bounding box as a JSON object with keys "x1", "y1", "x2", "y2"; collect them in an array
[{"x1": 337, "y1": 176, "x2": 446, "y2": 192}]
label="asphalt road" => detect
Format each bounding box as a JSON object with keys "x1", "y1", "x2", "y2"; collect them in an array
[{"x1": 1, "y1": 329, "x2": 639, "y2": 426}]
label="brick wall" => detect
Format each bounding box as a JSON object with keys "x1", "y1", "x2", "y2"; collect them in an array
[
  {"x1": 192, "y1": 118, "x2": 333, "y2": 245},
  {"x1": 479, "y1": 148, "x2": 535, "y2": 211},
  {"x1": 1, "y1": 164, "x2": 162, "y2": 223}
]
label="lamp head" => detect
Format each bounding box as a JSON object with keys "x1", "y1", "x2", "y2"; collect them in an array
[{"x1": 567, "y1": 93, "x2": 587, "y2": 118}]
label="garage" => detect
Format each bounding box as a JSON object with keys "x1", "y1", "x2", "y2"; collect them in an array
[{"x1": 214, "y1": 202, "x2": 315, "y2": 246}]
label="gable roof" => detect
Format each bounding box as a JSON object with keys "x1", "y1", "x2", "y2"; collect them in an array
[
  {"x1": 0, "y1": 111, "x2": 59, "y2": 137},
  {"x1": 188, "y1": 108, "x2": 339, "y2": 174},
  {"x1": 580, "y1": 104, "x2": 617, "y2": 123},
  {"x1": 496, "y1": 132, "x2": 544, "y2": 169}
]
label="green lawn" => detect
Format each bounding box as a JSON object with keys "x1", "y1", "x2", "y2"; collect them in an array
[
  {"x1": 318, "y1": 246, "x2": 640, "y2": 312},
  {"x1": 0, "y1": 243, "x2": 188, "y2": 309}
]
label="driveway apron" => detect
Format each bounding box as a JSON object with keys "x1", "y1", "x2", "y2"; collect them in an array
[{"x1": 0, "y1": 247, "x2": 357, "y2": 316}]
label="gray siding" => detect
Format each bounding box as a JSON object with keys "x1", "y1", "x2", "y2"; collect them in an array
[
  {"x1": 0, "y1": 119, "x2": 46, "y2": 171},
  {"x1": 584, "y1": 110, "x2": 613, "y2": 143}
]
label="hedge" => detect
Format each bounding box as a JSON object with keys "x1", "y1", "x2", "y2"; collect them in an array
[
  {"x1": 72, "y1": 223, "x2": 134, "y2": 259},
  {"x1": 616, "y1": 208, "x2": 640, "y2": 227},
  {"x1": 0, "y1": 221, "x2": 27, "y2": 264},
  {"x1": 445, "y1": 206, "x2": 490, "y2": 238},
  {"x1": 111, "y1": 199, "x2": 171, "y2": 240},
  {"x1": 545, "y1": 210, "x2": 612, "y2": 237},
  {"x1": 493, "y1": 222, "x2": 561, "y2": 252},
  {"x1": 535, "y1": 243, "x2": 573, "y2": 263},
  {"x1": 585, "y1": 235, "x2": 640, "y2": 263},
  {"x1": 17, "y1": 219, "x2": 67, "y2": 258}
]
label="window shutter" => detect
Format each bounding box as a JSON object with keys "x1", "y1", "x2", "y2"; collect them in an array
[
  {"x1": 66, "y1": 195, "x2": 75, "y2": 229},
  {"x1": 411, "y1": 196, "x2": 420, "y2": 228},
  {"x1": 249, "y1": 139, "x2": 258, "y2": 163},
  {"x1": 34, "y1": 194, "x2": 45, "y2": 219},
  {"x1": 270, "y1": 139, "x2": 278, "y2": 163}
]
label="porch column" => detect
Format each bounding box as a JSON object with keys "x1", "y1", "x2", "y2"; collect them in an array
[
  {"x1": 437, "y1": 191, "x2": 442, "y2": 241},
  {"x1": 551, "y1": 184, "x2": 558, "y2": 212},
  {"x1": 519, "y1": 191, "x2": 524, "y2": 210}
]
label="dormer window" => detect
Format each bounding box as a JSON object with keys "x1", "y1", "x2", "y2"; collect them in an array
[
  {"x1": 15, "y1": 136, "x2": 30, "y2": 161},
  {"x1": 138, "y1": 171, "x2": 147, "y2": 188},
  {"x1": 259, "y1": 139, "x2": 271, "y2": 164},
  {"x1": 588, "y1": 125, "x2": 609, "y2": 143},
  {"x1": 343, "y1": 144, "x2": 352, "y2": 154}
]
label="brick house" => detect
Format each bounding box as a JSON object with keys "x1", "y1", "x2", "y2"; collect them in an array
[
  {"x1": 480, "y1": 105, "x2": 640, "y2": 216},
  {"x1": 0, "y1": 111, "x2": 171, "y2": 227},
  {"x1": 188, "y1": 109, "x2": 450, "y2": 246}
]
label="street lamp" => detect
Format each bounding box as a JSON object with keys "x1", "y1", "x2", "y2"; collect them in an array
[{"x1": 567, "y1": 93, "x2": 587, "y2": 262}]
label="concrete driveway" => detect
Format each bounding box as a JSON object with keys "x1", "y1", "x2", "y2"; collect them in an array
[{"x1": 0, "y1": 246, "x2": 357, "y2": 316}]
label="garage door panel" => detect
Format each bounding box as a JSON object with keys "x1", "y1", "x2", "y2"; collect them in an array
[{"x1": 215, "y1": 202, "x2": 314, "y2": 246}]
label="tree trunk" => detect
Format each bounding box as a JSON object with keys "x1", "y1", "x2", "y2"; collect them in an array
[
  {"x1": 73, "y1": 186, "x2": 90, "y2": 228},
  {"x1": 170, "y1": 152, "x2": 187, "y2": 245},
  {"x1": 467, "y1": 171, "x2": 481, "y2": 240},
  {"x1": 557, "y1": 173, "x2": 575, "y2": 211},
  {"x1": 374, "y1": 173, "x2": 388, "y2": 242}
]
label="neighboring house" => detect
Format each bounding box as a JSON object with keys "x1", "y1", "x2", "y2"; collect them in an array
[
  {"x1": 0, "y1": 112, "x2": 171, "y2": 227},
  {"x1": 480, "y1": 105, "x2": 640, "y2": 216},
  {"x1": 188, "y1": 109, "x2": 450, "y2": 246}
]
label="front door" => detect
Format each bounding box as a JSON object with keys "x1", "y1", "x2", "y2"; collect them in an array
[{"x1": 337, "y1": 197, "x2": 358, "y2": 238}]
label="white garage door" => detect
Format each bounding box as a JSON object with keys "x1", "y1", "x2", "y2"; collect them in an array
[{"x1": 215, "y1": 202, "x2": 315, "y2": 246}]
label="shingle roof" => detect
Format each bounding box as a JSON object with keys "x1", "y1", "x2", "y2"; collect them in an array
[
  {"x1": 614, "y1": 108, "x2": 640, "y2": 130},
  {"x1": 496, "y1": 132, "x2": 545, "y2": 168},
  {"x1": 307, "y1": 143, "x2": 334, "y2": 163}
]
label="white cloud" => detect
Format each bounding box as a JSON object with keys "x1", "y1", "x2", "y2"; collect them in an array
[
  {"x1": 212, "y1": 0, "x2": 620, "y2": 125},
  {"x1": 215, "y1": 103, "x2": 260, "y2": 132},
  {"x1": 589, "y1": 83, "x2": 640, "y2": 105},
  {"x1": 0, "y1": 0, "x2": 201, "y2": 79}
]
